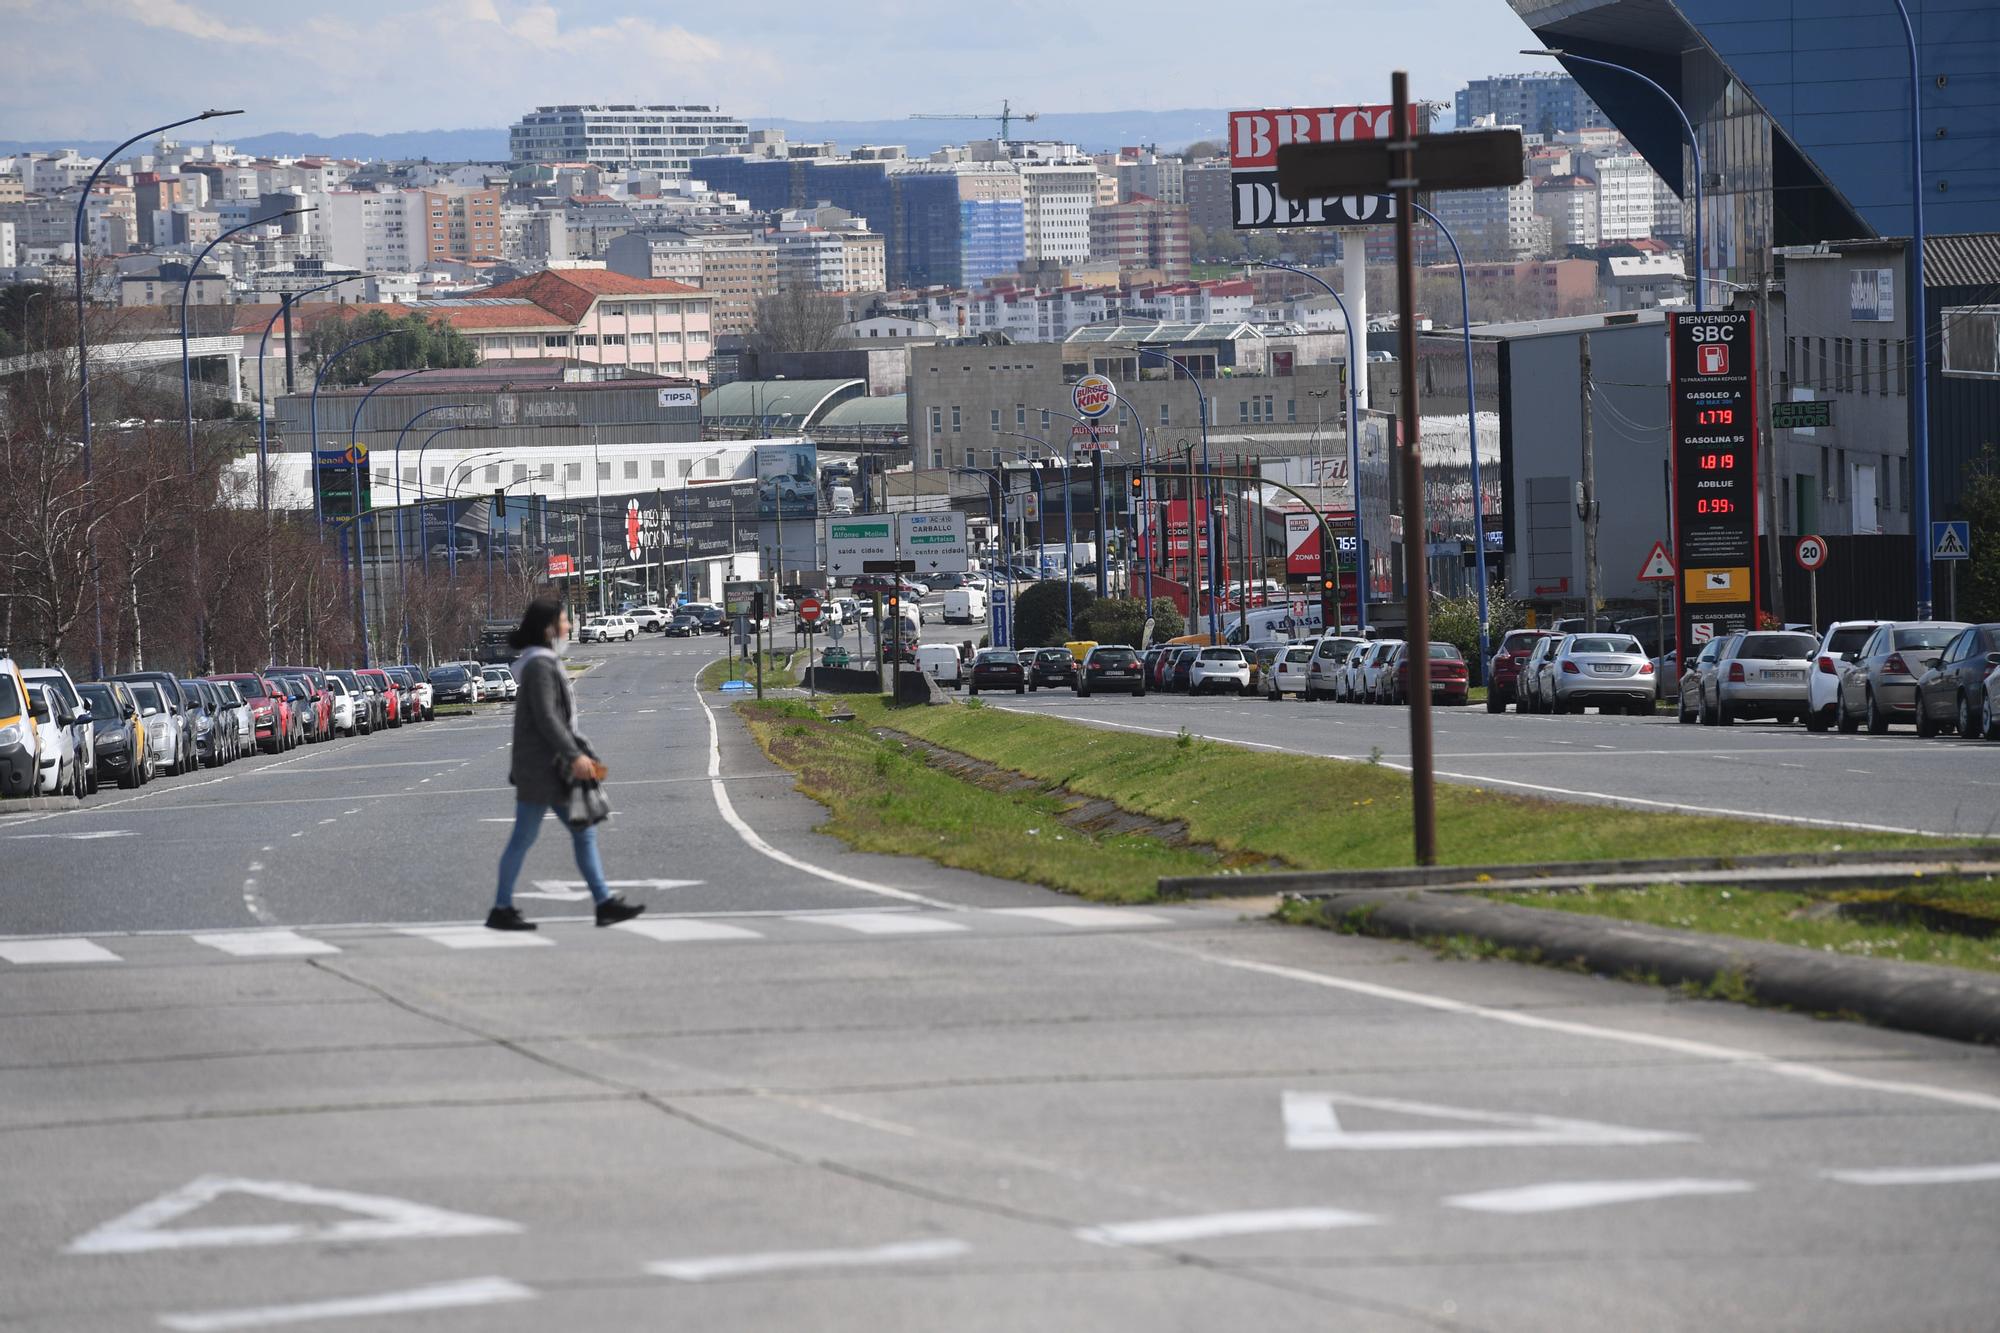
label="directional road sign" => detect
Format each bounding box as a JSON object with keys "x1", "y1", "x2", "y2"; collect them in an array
[
  {"x1": 897, "y1": 510, "x2": 969, "y2": 573},
  {"x1": 1795, "y1": 534, "x2": 1829, "y2": 571},
  {"x1": 826, "y1": 518, "x2": 894, "y2": 577},
  {"x1": 1932, "y1": 520, "x2": 1970, "y2": 561}
]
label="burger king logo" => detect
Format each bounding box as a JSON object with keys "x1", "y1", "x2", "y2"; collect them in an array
[{"x1": 1072, "y1": 374, "x2": 1114, "y2": 420}]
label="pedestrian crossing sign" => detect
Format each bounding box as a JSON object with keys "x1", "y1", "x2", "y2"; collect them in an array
[{"x1": 1931, "y1": 520, "x2": 1970, "y2": 561}]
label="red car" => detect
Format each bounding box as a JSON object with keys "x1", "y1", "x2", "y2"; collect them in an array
[
  {"x1": 357, "y1": 668, "x2": 401, "y2": 726},
  {"x1": 1392, "y1": 641, "x2": 1470, "y2": 707},
  {"x1": 1486, "y1": 629, "x2": 1557, "y2": 714},
  {"x1": 209, "y1": 673, "x2": 290, "y2": 752},
  {"x1": 268, "y1": 668, "x2": 333, "y2": 742}
]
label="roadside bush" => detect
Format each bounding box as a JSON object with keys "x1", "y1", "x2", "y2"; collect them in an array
[
  {"x1": 1429, "y1": 582, "x2": 1528, "y2": 663},
  {"x1": 1079, "y1": 596, "x2": 1184, "y2": 647},
  {"x1": 1015, "y1": 580, "x2": 1096, "y2": 646}
]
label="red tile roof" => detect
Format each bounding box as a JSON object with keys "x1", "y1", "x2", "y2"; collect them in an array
[
  {"x1": 229, "y1": 301, "x2": 412, "y2": 337},
  {"x1": 419, "y1": 303, "x2": 569, "y2": 330},
  {"x1": 479, "y1": 269, "x2": 701, "y2": 324}
]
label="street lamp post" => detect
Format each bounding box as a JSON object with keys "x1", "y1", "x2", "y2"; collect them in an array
[
  {"x1": 181, "y1": 206, "x2": 312, "y2": 474},
  {"x1": 390, "y1": 408, "x2": 471, "y2": 657},
  {"x1": 1248, "y1": 265, "x2": 1368, "y2": 633},
  {"x1": 1127, "y1": 346, "x2": 1218, "y2": 638},
  {"x1": 309, "y1": 327, "x2": 394, "y2": 527},
  {"x1": 70, "y1": 108, "x2": 241, "y2": 676},
  {"x1": 1893, "y1": 1, "x2": 1935, "y2": 617},
  {"x1": 1526, "y1": 49, "x2": 1704, "y2": 312}
]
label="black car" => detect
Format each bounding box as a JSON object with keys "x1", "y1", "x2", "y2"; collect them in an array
[
  {"x1": 1027, "y1": 647, "x2": 1077, "y2": 690},
  {"x1": 428, "y1": 665, "x2": 477, "y2": 704},
  {"x1": 1914, "y1": 622, "x2": 2000, "y2": 738},
  {"x1": 695, "y1": 606, "x2": 727, "y2": 634},
  {"x1": 1167, "y1": 647, "x2": 1199, "y2": 692},
  {"x1": 967, "y1": 650, "x2": 1026, "y2": 695},
  {"x1": 663, "y1": 614, "x2": 701, "y2": 637},
  {"x1": 1076, "y1": 645, "x2": 1146, "y2": 696},
  {"x1": 77, "y1": 681, "x2": 143, "y2": 789}
]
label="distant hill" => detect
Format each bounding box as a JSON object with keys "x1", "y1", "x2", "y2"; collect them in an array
[{"x1": 0, "y1": 109, "x2": 1240, "y2": 165}]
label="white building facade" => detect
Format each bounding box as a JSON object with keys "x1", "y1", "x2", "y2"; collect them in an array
[{"x1": 509, "y1": 105, "x2": 749, "y2": 178}]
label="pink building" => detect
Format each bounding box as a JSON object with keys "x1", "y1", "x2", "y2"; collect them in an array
[{"x1": 439, "y1": 269, "x2": 715, "y2": 381}]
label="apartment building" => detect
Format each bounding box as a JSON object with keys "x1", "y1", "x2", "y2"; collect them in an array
[
  {"x1": 1088, "y1": 195, "x2": 1191, "y2": 281},
  {"x1": 1019, "y1": 161, "x2": 1097, "y2": 264},
  {"x1": 322, "y1": 186, "x2": 501, "y2": 272},
  {"x1": 1589, "y1": 152, "x2": 1659, "y2": 242},
  {"x1": 510, "y1": 105, "x2": 749, "y2": 178},
  {"x1": 1429, "y1": 179, "x2": 1548, "y2": 262},
  {"x1": 1533, "y1": 175, "x2": 1600, "y2": 249}
]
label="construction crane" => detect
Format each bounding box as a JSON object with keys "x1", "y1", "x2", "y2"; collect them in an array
[{"x1": 910, "y1": 98, "x2": 1039, "y2": 143}]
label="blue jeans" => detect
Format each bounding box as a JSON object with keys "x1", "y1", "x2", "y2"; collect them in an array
[{"x1": 494, "y1": 800, "x2": 610, "y2": 909}]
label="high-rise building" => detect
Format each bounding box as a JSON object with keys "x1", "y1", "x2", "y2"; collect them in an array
[
  {"x1": 1586, "y1": 152, "x2": 1659, "y2": 242},
  {"x1": 1455, "y1": 73, "x2": 1608, "y2": 136},
  {"x1": 322, "y1": 186, "x2": 502, "y2": 272},
  {"x1": 1018, "y1": 161, "x2": 1097, "y2": 264},
  {"x1": 509, "y1": 105, "x2": 749, "y2": 178},
  {"x1": 1088, "y1": 195, "x2": 1191, "y2": 281},
  {"x1": 1534, "y1": 176, "x2": 1600, "y2": 250},
  {"x1": 1429, "y1": 179, "x2": 1547, "y2": 261}
]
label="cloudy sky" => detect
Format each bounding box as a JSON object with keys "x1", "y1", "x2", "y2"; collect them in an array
[{"x1": 4, "y1": 0, "x2": 1540, "y2": 139}]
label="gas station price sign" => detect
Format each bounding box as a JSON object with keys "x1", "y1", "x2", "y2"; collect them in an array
[{"x1": 1669, "y1": 310, "x2": 1760, "y2": 654}]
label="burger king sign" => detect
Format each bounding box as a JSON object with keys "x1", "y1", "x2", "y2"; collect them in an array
[{"x1": 1072, "y1": 373, "x2": 1114, "y2": 421}]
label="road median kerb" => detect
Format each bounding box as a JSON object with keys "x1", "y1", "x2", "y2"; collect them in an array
[{"x1": 1288, "y1": 888, "x2": 2000, "y2": 1046}]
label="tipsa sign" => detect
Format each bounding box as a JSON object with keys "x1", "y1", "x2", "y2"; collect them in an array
[
  {"x1": 1228, "y1": 105, "x2": 1420, "y2": 229},
  {"x1": 1072, "y1": 374, "x2": 1114, "y2": 420}
]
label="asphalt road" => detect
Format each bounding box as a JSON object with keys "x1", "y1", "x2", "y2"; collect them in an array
[
  {"x1": 988, "y1": 683, "x2": 2000, "y2": 840},
  {"x1": 3, "y1": 639, "x2": 1999, "y2": 1331}
]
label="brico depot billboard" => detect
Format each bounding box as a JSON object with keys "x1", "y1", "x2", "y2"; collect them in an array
[{"x1": 1228, "y1": 105, "x2": 1422, "y2": 229}]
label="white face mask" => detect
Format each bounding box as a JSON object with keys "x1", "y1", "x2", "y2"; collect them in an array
[{"x1": 552, "y1": 633, "x2": 571, "y2": 658}]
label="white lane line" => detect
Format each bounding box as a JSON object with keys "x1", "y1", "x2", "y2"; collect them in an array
[
  {"x1": 1153, "y1": 942, "x2": 2000, "y2": 1115},
  {"x1": 1444, "y1": 1178, "x2": 1753, "y2": 1214},
  {"x1": 694, "y1": 674, "x2": 953, "y2": 908},
  {"x1": 1077, "y1": 1207, "x2": 1378, "y2": 1247},
  {"x1": 191, "y1": 931, "x2": 340, "y2": 958},
  {"x1": 647, "y1": 1238, "x2": 969, "y2": 1282},
  {"x1": 398, "y1": 926, "x2": 553, "y2": 951},
  {"x1": 0, "y1": 938, "x2": 121, "y2": 964},
  {"x1": 1823, "y1": 1163, "x2": 2000, "y2": 1186},
  {"x1": 615, "y1": 919, "x2": 763, "y2": 943},
  {"x1": 990, "y1": 906, "x2": 1173, "y2": 929},
  {"x1": 797, "y1": 912, "x2": 969, "y2": 936},
  {"x1": 157, "y1": 1276, "x2": 535, "y2": 1331}
]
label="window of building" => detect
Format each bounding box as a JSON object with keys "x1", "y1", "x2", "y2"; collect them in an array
[
  {"x1": 931, "y1": 447, "x2": 944, "y2": 468},
  {"x1": 964, "y1": 448, "x2": 976, "y2": 468},
  {"x1": 951, "y1": 406, "x2": 962, "y2": 433},
  {"x1": 1287, "y1": 398, "x2": 1297, "y2": 423},
  {"x1": 429, "y1": 466, "x2": 445, "y2": 485},
  {"x1": 483, "y1": 464, "x2": 498, "y2": 483},
  {"x1": 1901, "y1": 454, "x2": 1912, "y2": 511},
  {"x1": 401, "y1": 466, "x2": 417, "y2": 483},
  {"x1": 577, "y1": 334, "x2": 599, "y2": 347},
  {"x1": 705, "y1": 457, "x2": 721, "y2": 477},
  {"x1": 565, "y1": 462, "x2": 582, "y2": 481},
  {"x1": 512, "y1": 464, "x2": 527, "y2": 482},
  {"x1": 1858, "y1": 338, "x2": 1870, "y2": 394},
  {"x1": 990, "y1": 408, "x2": 1001, "y2": 431},
  {"x1": 603, "y1": 334, "x2": 626, "y2": 346},
  {"x1": 1238, "y1": 400, "x2": 1250, "y2": 424},
  {"x1": 543, "y1": 335, "x2": 569, "y2": 348},
  {"x1": 623, "y1": 461, "x2": 638, "y2": 479},
  {"x1": 1040, "y1": 409, "x2": 1051, "y2": 432},
  {"x1": 1878, "y1": 338, "x2": 1891, "y2": 395},
  {"x1": 603, "y1": 304, "x2": 624, "y2": 316},
  {"x1": 651, "y1": 459, "x2": 666, "y2": 478},
  {"x1": 541, "y1": 463, "x2": 555, "y2": 480},
  {"x1": 1015, "y1": 405, "x2": 1026, "y2": 427},
  {"x1": 929, "y1": 406, "x2": 942, "y2": 435},
  {"x1": 597, "y1": 461, "x2": 611, "y2": 480},
  {"x1": 1942, "y1": 305, "x2": 2000, "y2": 379},
  {"x1": 1159, "y1": 402, "x2": 1170, "y2": 427},
  {"x1": 1817, "y1": 338, "x2": 1827, "y2": 387}
]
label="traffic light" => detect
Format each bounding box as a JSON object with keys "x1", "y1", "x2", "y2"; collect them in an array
[
  {"x1": 886, "y1": 594, "x2": 899, "y2": 614},
  {"x1": 1319, "y1": 572, "x2": 1340, "y2": 625},
  {"x1": 1129, "y1": 471, "x2": 1143, "y2": 500},
  {"x1": 493, "y1": 488, "x2": 506, "y2": 517}
]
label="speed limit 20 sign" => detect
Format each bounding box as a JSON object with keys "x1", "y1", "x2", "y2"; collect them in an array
[{"x1": 1795, "y1": 534, "x2": 1829, "y2": 572}]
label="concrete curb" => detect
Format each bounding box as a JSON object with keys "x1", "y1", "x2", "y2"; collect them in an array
[
  {"x1": 1300, "y1": 889, "x2": 2000, "y2": 1046},
  {"x1": 1157, "y1": 846, "x2": 2000, "y2": 899}
]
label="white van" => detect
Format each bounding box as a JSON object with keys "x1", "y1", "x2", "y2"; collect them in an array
[
  {"x1": 942, "y1": 587, "x2": 987, "y2": 624},
  {"x1": 829, "y1": 484, "x2": 856, "y2": 515},
  {"x1": 1223, "y1": 603, "x2": 1326, "y2": 646},
  {"x1": 916, "y1": 644, "x2": 963, "y2": 689}
]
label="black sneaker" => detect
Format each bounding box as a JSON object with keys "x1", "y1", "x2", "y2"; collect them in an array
[
  {"x1": 485, "y1": 907, "x2": 537, "y2": 932},
  {"x1": 595, "y1": 896, "x2": 644, "y2": 927}
]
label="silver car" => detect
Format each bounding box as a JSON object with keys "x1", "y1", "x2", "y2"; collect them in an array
[
  {"x1": 129, "y1": 681, "x2": 179, "y2": 779},
  {"x1": 1676, "y1": 636, "x2": 1726, "y2": 723},
  {"x1": 1304, "y1": 635, "x2": 1364, "y2": 700},
  {"x1": 1519, "y1": 635, "x2": 1563, "y2": 714},
  {"x1": 212, "y1": 680, "x2": 255, "y2": 755},
  {"x1": 1695, "y1": 629, "x2": 1819, "y2": 726},
  {"x1": 1545, "y1": 633, "x2": 1655, "y2": 715},
  {"x1": 1835, "y1": 621, "x2": 1968, "y2": 734},
  {"x1": 1359, "y1": 639, "x2": 1406, "y2": 704}
]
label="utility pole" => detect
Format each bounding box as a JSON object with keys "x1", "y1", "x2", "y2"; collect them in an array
[{"x1": 1579, "y1": 332, "x2": 1600, "y2": 631}]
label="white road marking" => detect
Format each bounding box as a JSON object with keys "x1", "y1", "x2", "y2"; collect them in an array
[
  {"x1": 1077, "y1": 1207, "x2": 1378, "y2": 1247},
  {"x1": 990, "y1": 906, "x2": 1173, "y2": 929},
  {"x1": 156, "y1": 1277, "x2": 535, "y2": 1331},
  {"x1": 647, "y1": 1238, "x2": 969, "y2": 1282},
  {"x1": 399, "y1": 926, "x2": 554, "y2": 950},
  {"x1": 0, "y1": 938, "x2": 121, "y2": 964},
  {"x1": 65, "y1": 1175, "x2": 521, "y2": 1255},
  {"x1": 1823, "y1": 1163, "x2": 2000, "y2": 1186},
  {"x1": 1281, "y1": 1090, "x2": 1692, "y2": 1151},
  {"x1": 191, "y1": 931, "x2": 339, "y2": 958},
  {"x1": 801, "y1": 912, "x2": 969, "y2": 936},
  {"x1": 1444, "y1": 1178, "x2": 1753, "y2": 1214},
  {"x1": 694, "y1": 675, "x2": 954, "y2": 908},
  {"x1": 1155, "y1": 944, "x2": 2000, "y2": 1115},
  {"x1": 616, "y1": 919, "x2": 763, "y2": 942}
]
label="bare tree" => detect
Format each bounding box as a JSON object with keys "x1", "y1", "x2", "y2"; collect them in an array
[{"x1": 749, "y1": 284, "x2": 848, "y2": 356}]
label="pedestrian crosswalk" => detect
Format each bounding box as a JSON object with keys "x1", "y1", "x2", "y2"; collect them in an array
[{"x1": 0, "y1": 906, "x2": 1184, "y2": 967}]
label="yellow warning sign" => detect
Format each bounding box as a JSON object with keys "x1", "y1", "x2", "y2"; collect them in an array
[{"x1": 1685, "y1": 567, "x2": 1749, "y2": 604}]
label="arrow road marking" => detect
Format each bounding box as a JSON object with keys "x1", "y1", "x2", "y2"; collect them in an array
[
  {"x1": 65, "y1": 1176, "x2": 520, "y2": 1255},
  {"x1": 1281, "y1": 1091, "x2": 1694, "y2": 1151}
]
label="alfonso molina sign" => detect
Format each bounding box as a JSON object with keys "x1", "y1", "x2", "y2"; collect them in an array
[
  {"x1": 1669, "y1": 310, "x2": 1760, "y2": 654},
  {"x1": 1229, "y1": 105, "x2": 1418, "y2": 228}
]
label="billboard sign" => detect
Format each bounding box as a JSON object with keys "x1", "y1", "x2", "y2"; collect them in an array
[
  {"x1": 656, "y1": 386, "x2": 699, "y2": 409},
  {"x1": 755, "y1": 441, "x2": 819, "y2": 519},
  {"x1": 1072, "y1": 374, "x2": 1114, "y2": 420},
  {"x1": 1669, "y1": 310, "x2": 1760, "y2": 655},
  {"x1": 1849, "y1": 268, "x2": 1896, "y2": 323},
  {"x1": 1284, "y1": 510, "x2": 1321, "y2": 577},
  {"x1": 1163, "y1": 499, "x2": 1212, "y2": 559},
  {"x1": 1228, "y1": 105, "x2": 1417, "y2": 229}
]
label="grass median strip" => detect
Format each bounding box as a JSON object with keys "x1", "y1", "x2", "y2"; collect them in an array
[
  {"x1": 841, "y1": 696, "x2": 1922, "y2": 870},
  {"x1": 1483, "y1": 880, "x2": 2000, "y2": 975},
  {"x1": 700, "y1": 651, "x2": 799, "y2": 693},
  {"x1": 738, "y1": 700, "x2": 1226, "y2": 901}
]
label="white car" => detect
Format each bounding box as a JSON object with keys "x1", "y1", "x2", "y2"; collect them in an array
[
  {"x1": 24, "y1": 682, "x2": 82, "y2": 798},
  {"x1": 23, "y1": 667, "x2": 95, "y2": 794},
  {"x1": 326, "y1": 676, "x2": 357, "y2": 736},
  {"x1": 1188, "y1": 646, "x2": 1253, "y2": 695},
  {"x1": 1545, "y1": 632, "x2": 1656, "y2": 716},
  {"x1": 626, "y1": 605, "x2": 672, "y2": 632},
  {"x1": 773, "y1": 594, "x2": 796, "y2": 615},
  {"x1": 1805, "y1": 619, "x2": 1888, "y2": 733},
  {"x1": 578, "y1": 614, "x2": 638, "y2": 643},
  {"x1": 1359, "y1": 639, "x2": 1406, "y2": 703},
  {"x1": 1265, "y1": 641, "x2": 1316, "y2": 699},
  {"x1": 481, "y1": 665, "x2": 519, "y2": 700},
  {"x1": 915, "y1": 644, "x2": 963, "y2": 690},
  {"x1": 128, "y1": 682, "x2": 180, "y2": 779},
  {"x1": 1304, "y1": 634, "x2": 1364, "y2": 701}
]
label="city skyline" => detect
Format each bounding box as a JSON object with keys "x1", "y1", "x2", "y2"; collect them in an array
[{"x1": 6, "y1": 0, "x2": 1540, "y2": 141}]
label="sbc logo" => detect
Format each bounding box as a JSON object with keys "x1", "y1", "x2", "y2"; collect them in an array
[{"x1": 1697, "y1": 343, "x2": 1730, "y2": 375}]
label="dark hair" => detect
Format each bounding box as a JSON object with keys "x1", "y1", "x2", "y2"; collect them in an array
[{"x1": 508, "y1": 595, "x2": 565, "y2": 650}]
